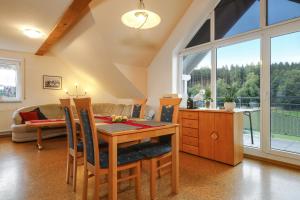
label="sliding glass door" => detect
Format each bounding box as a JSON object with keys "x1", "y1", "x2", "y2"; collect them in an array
[
  {"x1": 270, "y1": 31, "x2": 300, "y2": 154},
  {"x1": 217, "y1": 39, "x2": 261, "y2": 148}
]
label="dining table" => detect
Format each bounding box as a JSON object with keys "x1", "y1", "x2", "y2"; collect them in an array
[{"x1": 94, "y1": 116, "x2": 180, "y2": 200}]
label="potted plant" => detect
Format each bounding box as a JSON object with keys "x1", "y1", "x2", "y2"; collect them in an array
[
  {"x1": 204, "y1": 88, "x2": 213, "y2": 108},
  {"x1": 224, "y1": 86, "x2": 236, "y2": 111}
]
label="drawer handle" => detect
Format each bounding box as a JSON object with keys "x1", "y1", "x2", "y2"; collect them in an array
[{"x1": 211, "y1": 132, "x2": 218, "y2": 140}]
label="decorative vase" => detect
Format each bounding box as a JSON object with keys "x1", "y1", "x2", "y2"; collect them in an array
[
  {"x1": 187, "y1": 97, "x2": 194, "y2": 109},
  {"x1": 205, "y1": 101, "x2": 211, "y2": 109},
  {"x1": 224, "y1": 102, "x2": 236, "y2": 111}
]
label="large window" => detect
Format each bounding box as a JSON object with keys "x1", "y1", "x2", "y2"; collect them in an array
[
  {"x1": 270, "y1": 31, "x2": 300, "y2": 154},
  {"x1": 215, "y1": 0, "x2": 260, "y2": 40},
  {"x1": 217, "y1": 39, "x2": 261, "y2": 148},
  {"x1": 180, "y1": 0, "x2": 300, "y2": 161},
  {"x1": 0, "y1": 58, "x2": 23, "y2": 102},
  {"x1": 267, "y1": 0, "x2": 300, "y2": 25},
  {"x1": 182, "y1": 51, "x2": 211, "y2": 107},
  {"x1": 186, "y1": 20, "x2": 211, "y2": 48}
]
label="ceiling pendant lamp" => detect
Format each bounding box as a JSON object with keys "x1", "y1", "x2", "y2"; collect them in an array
[{"x1": 121, "y1": 0, "x2": 161, "y2": 29}]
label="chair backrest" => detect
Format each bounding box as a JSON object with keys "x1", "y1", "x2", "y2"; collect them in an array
[
  {"x1": 73, "y1": 98, "x2": 100, "y2": 167},
  {"x1": 131, "y1": 99, "x2": 147, "y2": 118},
  {"x1": 158, "y1": 98, "x2": 182, "y2": 123},
  {"x1": 60, "y1": 98, "x2": 77, "y2": 151},
  {"x1": 157, "y1": 98, "x2": 182, "y2": 143}
]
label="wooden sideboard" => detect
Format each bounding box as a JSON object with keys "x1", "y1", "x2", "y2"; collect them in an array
[{"x1": 179, "y1": 108, "x2": 244, "y2": 166}]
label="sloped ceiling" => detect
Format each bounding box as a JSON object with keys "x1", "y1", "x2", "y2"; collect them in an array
[
  {"x1": 0, "y1": 0, "x2": 192, "y2": 98},
  {"x1": 51, "y1": 0, "x2": 192, "y2": 98},
  {"x1": 0, "y1": 0, "x2": 72, "y2": 52}
]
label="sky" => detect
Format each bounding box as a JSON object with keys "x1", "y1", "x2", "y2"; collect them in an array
[{"x1": 193, "y1": 0, "x2": 300, "y2": 69}]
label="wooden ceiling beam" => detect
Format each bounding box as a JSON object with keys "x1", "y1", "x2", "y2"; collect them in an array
[{"x1": 35, "y1": 0, "x2": 92, "y2": 56}]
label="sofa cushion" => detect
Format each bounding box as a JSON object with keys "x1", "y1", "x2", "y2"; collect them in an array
[
  {"x1": 111, "y1": 104, "x2": 125, "y2": 116},
  {"x1": 32, "y1": 107, "x2": 48, "y2": 120},
  {"x1": 92, "y1": 103, "x2": 115, "y2": 116},
  {"x1": 121, "y1": 105, "x2": 133, "y2": 117},
  {"x1": 39, "y1": 104, "x2": 64, "y2": 119},
  {"x1": 19, "y1": 111, "x2": 39, "y2": 124}
]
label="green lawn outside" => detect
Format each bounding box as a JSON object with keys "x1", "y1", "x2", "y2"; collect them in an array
[{"x1": 272, "y1": 109, "x2": 300, "y2": 117}]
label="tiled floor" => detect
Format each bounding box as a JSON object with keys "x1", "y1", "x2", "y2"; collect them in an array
[{"x1": 1, "y1": 136, "x2": 300, "y2": 200}]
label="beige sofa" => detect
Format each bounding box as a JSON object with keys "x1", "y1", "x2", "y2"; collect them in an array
[{"x1": 11, "y1": 103, "x2": 154, "y2": 142}]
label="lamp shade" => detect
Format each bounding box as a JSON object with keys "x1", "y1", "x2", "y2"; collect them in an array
[{"x1": 121, "y1": 9, "x2": 161, "y2": 29}]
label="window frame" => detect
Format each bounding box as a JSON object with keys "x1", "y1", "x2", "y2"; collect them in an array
[
  {"x1": 178, "y1": 0, "x2": 300, "y2": 163},
  {"x1": 0, "y1": 57, "x2": 24, "y2": 103}
]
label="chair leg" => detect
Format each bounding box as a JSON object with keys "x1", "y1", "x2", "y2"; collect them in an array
[
  {"x1": 150, "y1": 158, "x2": 157, "y2": 200},
  {"x1": 129, "y1": 168, "x2": 135, "y2": 187},
  {"x1": 82, "y1": 166, "x2": 88, "y2": 200},
  {"x1": 117, "y1": 171, "x2": 122, "y2": 192},
  {"x1": 72, "y1": 157, "x2": 77, "y2": 192},
  {"x1": 66, "y1": 154, "x2": 71, "y2": 184},
  {"x1": 157, "y1": 160, "x2": 161, "y2": 178},
  {"x1": 93, "y1": 172, "x2": 100, "y2": 200},
  {"x1": 135, "y1": 163, "x2": 141, "y2": 200}
]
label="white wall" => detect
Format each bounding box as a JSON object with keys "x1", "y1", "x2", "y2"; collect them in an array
[
  {"x1": 0, "y1": 49, "x2": 118, "y2": 132},
  {"x1": 147, "y1": 0, "x2": 218, "y2": 109},
  {"x1": 115, "y1": 63, "x2": 147, "y2": 96}
]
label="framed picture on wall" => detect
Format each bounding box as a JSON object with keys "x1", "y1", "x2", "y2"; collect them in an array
[{"x1": 43, "y1": 75, "x2": 62, "y2": 90}]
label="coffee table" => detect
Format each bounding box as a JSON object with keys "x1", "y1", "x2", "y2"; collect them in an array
[{"x1": 26, "y1": 120, "x2": 66, "y2": 150}]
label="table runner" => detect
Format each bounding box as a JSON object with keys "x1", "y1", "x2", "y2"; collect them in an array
[
  {"x1": 97, "y1": 123, "x2": 140, "y2": 133},
  {"x1": 95, "y1": 116, "x2": 171, "y2": 133}
]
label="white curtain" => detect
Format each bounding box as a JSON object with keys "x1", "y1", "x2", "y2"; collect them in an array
[{"x1": 0, "y1": 60, "x2": 19, "y2": 87}]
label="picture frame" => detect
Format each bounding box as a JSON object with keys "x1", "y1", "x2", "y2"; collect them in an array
[{"x1": 43, "y1": 75, "x2": 62, "y2": 90}]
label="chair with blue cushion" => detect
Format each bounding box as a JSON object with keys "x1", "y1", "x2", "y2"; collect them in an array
[
  {"x1": 140, "y1": 97, "x2": 181, "y2": 200},
  {"x1": 60, "y1": 98, "x2": 83, "y2": 192},
  {"x1": 131, "y1": 99, "x2": 147, "y2": 119},
  {"x1": 73, "y1": 97, "x2": 144, "y2": 200}
]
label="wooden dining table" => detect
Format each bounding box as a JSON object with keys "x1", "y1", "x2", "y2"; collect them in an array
[{"x1": 96, "y1": 119, "x2": 180, "y2": 200}]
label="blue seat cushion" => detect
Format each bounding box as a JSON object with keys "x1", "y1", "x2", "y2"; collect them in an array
[
  {"x1": 99, "y1": 147, "x2": 144, "y2": 168},
  {"x1": 77, "y1": 141, "x2": 84, "y2": 152},
  {"x1": 76, "y1": 140, "x2": 108, "y2": 152},
  {"x1": 129, "y1": 142, "x2": 172, "y2": 159}
]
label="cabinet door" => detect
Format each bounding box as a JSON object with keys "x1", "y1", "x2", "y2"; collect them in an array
[
  {"x1": 198, "y1": 112, "x2": 214, "y2": 159},
  {"x1": 178, "y1": 112, "x2": 182, "y2": 151},
  {"x1": 214, "y1": 113, "x2": 234, "y2": 165}
]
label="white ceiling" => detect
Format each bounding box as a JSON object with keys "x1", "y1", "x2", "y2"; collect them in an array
[
  {"x1": 0, "y1": 0, "x2": 72, "y2": 53},
  {"x1": 87, "y1": 0, "x2": 193, "y2": 68}
]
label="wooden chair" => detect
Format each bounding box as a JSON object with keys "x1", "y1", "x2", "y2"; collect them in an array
[
  {"x1": 73, "y1": 97, "x2": 144, "y2": 200},
  {"x1": 60, "y1": 98, "x2": 83, "y2": 192},
  {"x1": 131, "y1": 99, "x2": 147, "y2": 119},
  {"x1": 133, "y1": 98, "x2": 181, "y2": 200}
]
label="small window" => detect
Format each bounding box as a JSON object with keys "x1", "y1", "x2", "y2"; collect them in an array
[
  {"x1": 215, "y1": 0, "x2": 260, "y2": 40},
  {"x1": 267, "y1": 0, "x2": 300, "y2": 25},
  {"x1": 0, "y1": 58, "x2": 23, "y2": 102},
  {"x1": 186, "y1": 19, "x2": 210, "y2": 48}
]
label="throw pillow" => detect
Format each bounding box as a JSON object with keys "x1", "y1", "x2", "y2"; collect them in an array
[
  {"x1": 32, "y1": 107, "x2": 48, "y2": 120},
  {"x1": 19, "y1": 111, "x2": 39, "y2": 124}
]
